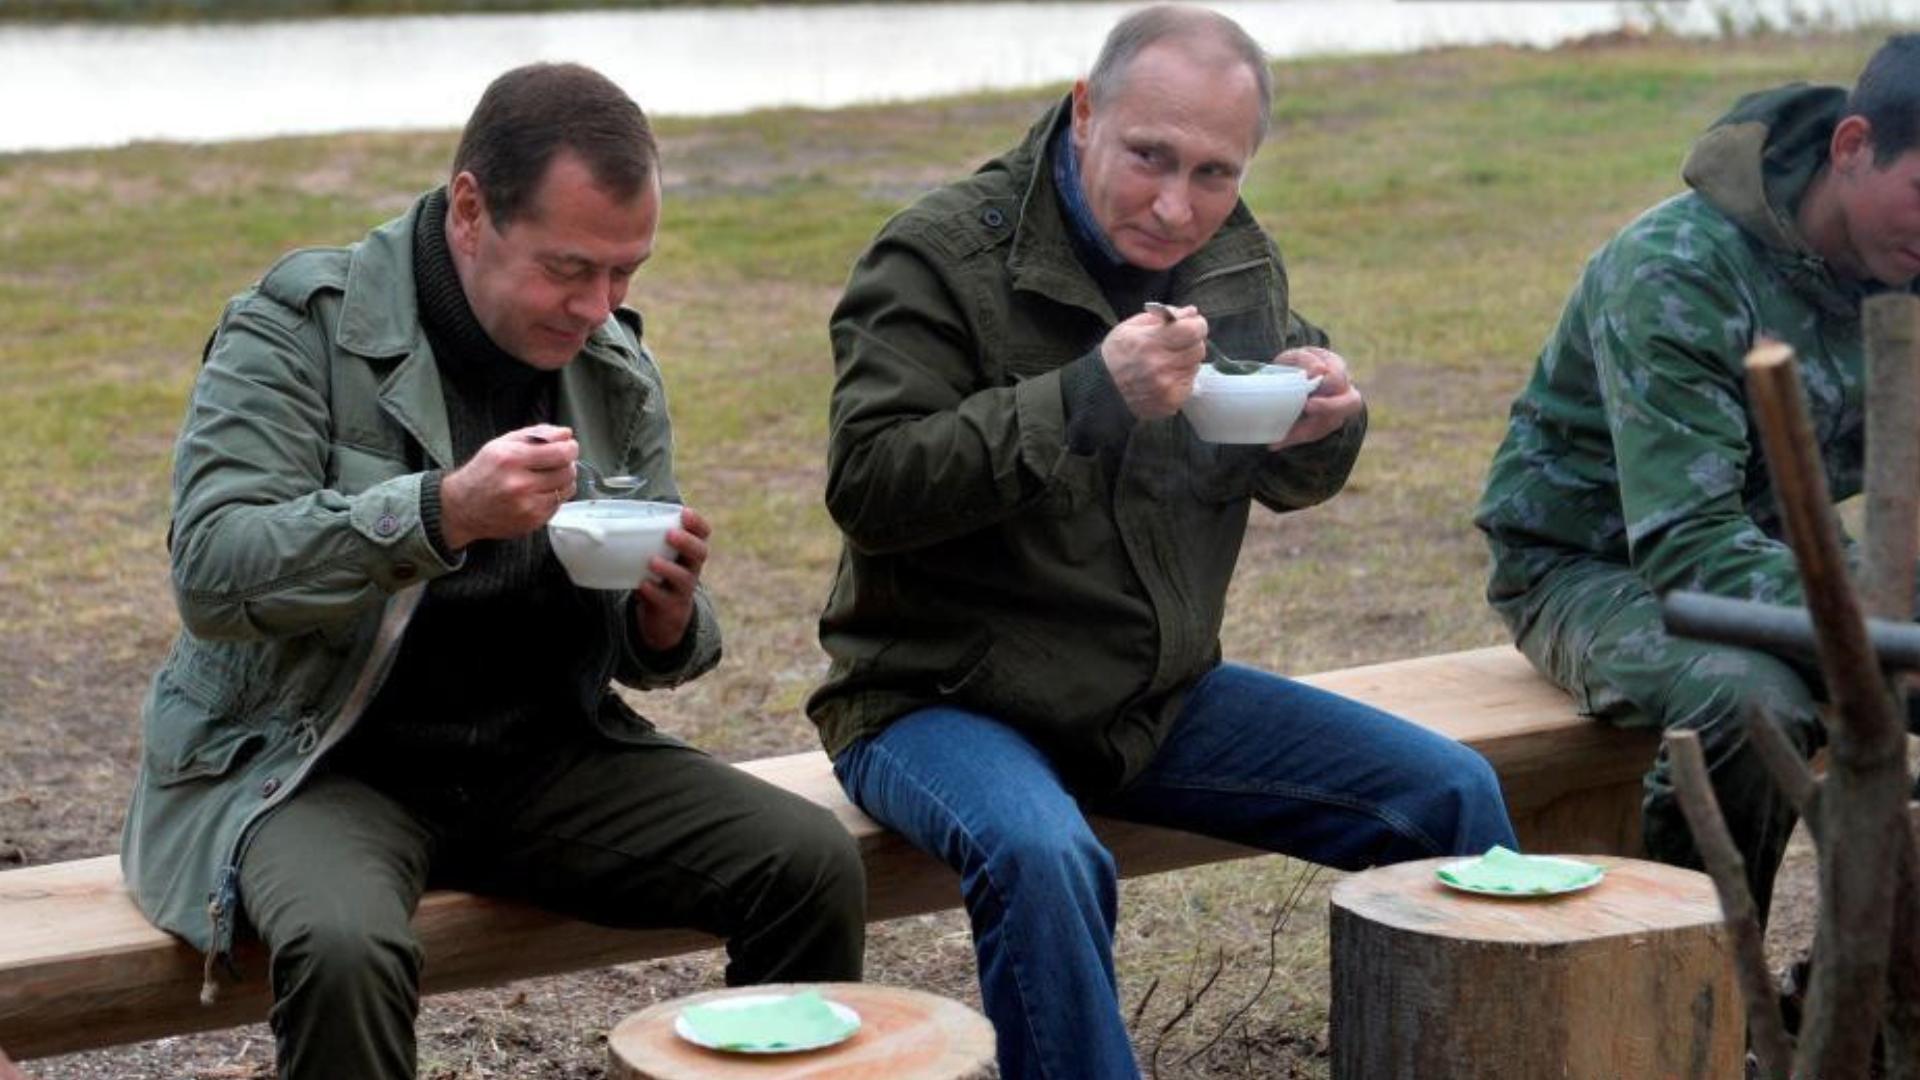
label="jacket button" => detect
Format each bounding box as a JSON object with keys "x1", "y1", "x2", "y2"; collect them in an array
[
  {"x1": 981, "y1": 207, "x2": 1006, "y2": 228},
  {"x1": 393, "y1": 562, "x2": 417, "y2": 581},
  {"x1": 375, "y1": 513, "x2": 400, "y2": 537},
  {"x1": 260, "y1": 778, "x2": 281, "y2": 798}
]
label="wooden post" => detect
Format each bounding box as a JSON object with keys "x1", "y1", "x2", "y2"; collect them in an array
[
  {"x1": 1865, "y1": 292, "x2": 1920, "y2": 1080},
  {"x1": 1864, "y1": 293, "x2": 1920, "y2": 621},
  {"x1": 1747, "y1": 341, "x2": 1910, "y2": 1077}
]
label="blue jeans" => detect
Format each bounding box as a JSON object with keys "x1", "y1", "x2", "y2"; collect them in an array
[{"x1": 832, "y1": 662, "x2": 1517, "y2": 1080}]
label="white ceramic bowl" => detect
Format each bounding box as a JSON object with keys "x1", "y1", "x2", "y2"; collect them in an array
[
  {"x1": 547, "y1": 500, "x2": 681, "y2": 590},
  {"x1": 1180, "y1": 364, "x2": 1322, "y2": 444}
]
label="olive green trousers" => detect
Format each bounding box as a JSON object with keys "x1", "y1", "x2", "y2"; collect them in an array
[{"x1": 238, "y1": 731, "x2": 866, "y2": 1080}]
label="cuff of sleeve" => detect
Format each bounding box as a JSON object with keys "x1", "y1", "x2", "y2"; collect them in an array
[
  {"x1": 1060, "y1": 348, "x2": 1134, "y2": 456},
  {"x1": 626, "y1": 592, "x2": 698, "y2": 667},
  {"x1": 419, "y1": 469, "x2": 456, "y2": 562},
  {"x1": 350, "y1": 473, "x2": 463, "y2": 589},
  {"x1": 618, "y1": 588, "x2": 721, "y2": 687}
]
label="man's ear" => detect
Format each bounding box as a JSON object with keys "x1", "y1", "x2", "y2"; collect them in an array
[
  {"x1": 447, "y1": 171, "x2": 487, "y2": 255},
  {"x1": 1070, "y1": 78, "x2": 1094, "y2": 148},
  {"x1": 1830, "y1": 114, "x2": 1876, "y2": 176}
]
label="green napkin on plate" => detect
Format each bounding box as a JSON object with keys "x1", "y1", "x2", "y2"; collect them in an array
[
  {"x1": 1436, "y1": 845, "x2": 1604, "y2": 895},
  {"x1": 679, "y1": 990, "x2": 857, "y2": 1051}
]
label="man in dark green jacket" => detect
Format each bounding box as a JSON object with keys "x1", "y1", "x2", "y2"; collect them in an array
[
  {"x1": 812, "y1": 7, "x2": 1516, "y2": 1078},
  {"x1": 122, "y1": 64, "x2": 863, "y2": 1080},
  {"x1": 1476, "y1": 36, "x2": 1920, "y2": 919}
]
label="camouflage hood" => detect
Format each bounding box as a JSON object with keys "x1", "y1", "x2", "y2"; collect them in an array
[{"x1": 1681, "y1": 82, "x2": 1846, "y2": 259}]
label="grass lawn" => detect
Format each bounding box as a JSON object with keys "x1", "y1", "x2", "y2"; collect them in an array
[{"x1": 0, "y1": 27, "x2": 1882, "y2": 1077}]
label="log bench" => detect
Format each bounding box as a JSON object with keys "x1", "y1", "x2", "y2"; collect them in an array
[{"x1": 0, "y1": 645, "x2": 1656, "y2": 1062}]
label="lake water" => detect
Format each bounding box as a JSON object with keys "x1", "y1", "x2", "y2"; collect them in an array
[{"x1": 1, "y1": 0, "x2": 1909, "y2": 153}]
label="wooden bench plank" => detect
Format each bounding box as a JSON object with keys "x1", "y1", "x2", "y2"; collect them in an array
[{"x1": 0, "y1": 646, "x2": 1648, "y2": 1061}]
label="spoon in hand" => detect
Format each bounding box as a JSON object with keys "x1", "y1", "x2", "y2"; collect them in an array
[
  {"x1": 520, "y1": 433, "x2": 646, "y2": 499},
  {"x1": 1143, "y1": 301, "x2": 1235, "y2": 370},
  {"x1": 575, "y1": 460, "x2": 647, "y2": 499}
]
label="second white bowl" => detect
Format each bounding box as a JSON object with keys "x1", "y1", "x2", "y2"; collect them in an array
[{"x1": 1180, "y1": 365, "x2": 1322, "y2": 444}]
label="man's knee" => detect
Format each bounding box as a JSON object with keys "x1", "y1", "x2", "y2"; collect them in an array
[
  {"x1": 1665, "y1": 651, "x2": 1823, "y2": 757},
  {"x1": 752, "y1": 799, "x2": 866, "y2": 917},
  {"x1": 976, "y1": 817, "x2": 1116, "y2": 906},
  {"x1": 269, "y1": 910, "x2": 422, "y2": 1008}
]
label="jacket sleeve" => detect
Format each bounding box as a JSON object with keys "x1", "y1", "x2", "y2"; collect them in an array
[
  {"x1": 168, "y1": 295, "x2": 459, "y2": 641},
  {"x1": 608, "y1": 340, "x2": 723, "y2": 688},
  {"x1": 824, "y1": 233, "x2": 1091, "y2": 555},
  {"x1": 1592, "y1": 247, "x2": 1803, "y2": 604}
]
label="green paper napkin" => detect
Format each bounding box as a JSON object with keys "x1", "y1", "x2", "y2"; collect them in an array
[
  {"x1": 680, "y1": 990, "x2": 857, "y2": 1050},
  {"x1": 1436, "y1": 845, "x2": 1604, "y2": 895}
]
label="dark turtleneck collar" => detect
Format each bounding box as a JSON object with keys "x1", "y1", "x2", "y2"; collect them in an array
[{"x1": 413, "y1": 186, "x2": 546, "y2": 395}]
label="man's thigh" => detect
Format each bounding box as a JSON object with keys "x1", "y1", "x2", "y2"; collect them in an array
[
  {"x1": 1516, "y1": 562, "x2": 1818, "y2": 730},
  {"x1": 1092, "y1": 663, "x2": 1509, "y2": 866},
  {"x1": 440, "y1": 733, "x2": 845, "y2": 932},
  {"x1": 239, "y1": 771, "x2": 435, "y2": 953}
]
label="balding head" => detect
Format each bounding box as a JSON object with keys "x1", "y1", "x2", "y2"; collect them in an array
[{"x1": 1087, "y1": 5, "x2": 1272, "y2": 148}]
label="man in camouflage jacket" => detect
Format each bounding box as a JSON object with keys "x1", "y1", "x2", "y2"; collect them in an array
[{"x1": 1476, "y1": 35, "x2": 1920, "y2": 915}]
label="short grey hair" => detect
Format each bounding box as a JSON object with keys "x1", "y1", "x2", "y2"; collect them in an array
[{"x1": 1087, "y1": 5, "x2": 1273, "y2": 146}]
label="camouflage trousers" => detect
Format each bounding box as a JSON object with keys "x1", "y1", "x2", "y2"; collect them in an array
[{"x1": 1497, "y1": 560, "x2": 1828, "y2": 919}]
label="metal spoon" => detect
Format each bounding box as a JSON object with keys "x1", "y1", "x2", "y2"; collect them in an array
[{"x1": 575, "y1": 460, "x2": 647, "y2": 499}]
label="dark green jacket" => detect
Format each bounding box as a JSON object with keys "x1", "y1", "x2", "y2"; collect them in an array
[
  {"x1": 1475, "y1": 84, "x2": 1879, "y2": 629},
  {"x1": 121, "y1": 194, "x2": 720, "y2": 973},
  {"x1": 809, "y1": 99, "x2": 1365, "y2": 792}
]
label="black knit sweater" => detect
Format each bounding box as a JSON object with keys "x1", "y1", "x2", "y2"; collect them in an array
[{"x1": 335, "y1": 188, "x2": 607, "y2": 795}]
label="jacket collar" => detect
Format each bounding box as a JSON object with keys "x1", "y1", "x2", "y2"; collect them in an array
[
  {"x1": 337, "y1": 192, "x2": 651, "y2": 470},
  {"x1": 1004, "y1": 95, "x2": 1276, "y2": 323}
]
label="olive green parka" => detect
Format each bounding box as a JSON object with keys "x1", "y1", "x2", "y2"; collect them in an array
[
  {"x1": 121, "y1": 193, "x2": 720, "y2": 987},
  {"x1": 808, "y1": 99, "x2": 1366, "y2": 792}
]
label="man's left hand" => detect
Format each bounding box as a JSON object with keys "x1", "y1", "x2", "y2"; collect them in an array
[
  {"x1": 633, "y1": 506, "x2": 711, "y2": 653},
  {"x1": 1269, "y1": 346, "x2": 1363, "y2": 450}
]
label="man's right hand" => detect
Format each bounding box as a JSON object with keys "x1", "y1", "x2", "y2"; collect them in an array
[
  {"x1": 438, "y1": 423, "x2": 580, "y2": 550},
  {"x1": 1101, "y1": 306, "x2": 1209, "y2": 419}
]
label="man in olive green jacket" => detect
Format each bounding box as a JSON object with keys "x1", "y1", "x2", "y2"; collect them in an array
[
  {"x1": 1476, "y1": 36, "x2": 1920, "y2": 921},
  {"x1": 810, "y1": 8, "x2": 1515, "y2": 1078},
  {"x1": 122, "y1": 64, "x2": 863, "y2": 1080}
]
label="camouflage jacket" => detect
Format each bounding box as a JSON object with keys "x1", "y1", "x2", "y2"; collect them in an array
[
  {"x1": 1475, "y1": 83, "x2": 1891, "y2": 627},
  {"x1": 809, "y1": 97, "x2": 1363, "y2": 792}
]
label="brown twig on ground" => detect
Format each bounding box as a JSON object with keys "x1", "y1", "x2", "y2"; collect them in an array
[
  {"x1": 1178, "y1": 864, "x2": 1322, "y2": 1067},
  {"x1": 1667, "y1": 729, "x2": 1793, "y2": 1079},
  {"x1": 1150, "y1": 948, "x2": 1227, "y2": 1080},
  {"x1": 1748, "y1": 341, "x2": 1910, "y2": 1077}
]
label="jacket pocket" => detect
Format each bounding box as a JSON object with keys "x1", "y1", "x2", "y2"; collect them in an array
[{"x1": 144, "y1": 670, "x2": 270, "y2": 788}]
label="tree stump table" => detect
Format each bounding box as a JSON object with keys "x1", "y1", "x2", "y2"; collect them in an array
[
  {"x1": 609, "y1": 982, "x2": 995, "y2": 1080},
  {"x1": 1329, "y1": 856, "x2": 1740, "y2": 1079}
]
